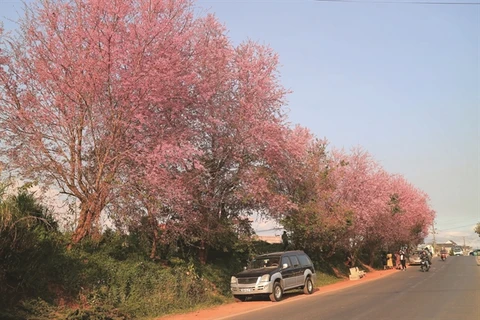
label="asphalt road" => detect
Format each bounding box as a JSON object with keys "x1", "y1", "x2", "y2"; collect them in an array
[{"x1": 222, "y1": 256, "x2": 480, "y2": 320}]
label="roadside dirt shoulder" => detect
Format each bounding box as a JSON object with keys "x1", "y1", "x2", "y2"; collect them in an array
[{"x1": 157, "y1": 268, "x2": 398, "y2": 320}]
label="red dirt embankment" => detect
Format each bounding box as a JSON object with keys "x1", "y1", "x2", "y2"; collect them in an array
[{"x1": 158, "y1": 267, "x2": 397, "y2": 320}]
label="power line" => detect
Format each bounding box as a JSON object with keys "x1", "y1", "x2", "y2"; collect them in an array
[
  {"x1": 199, "y1": 0, "x2": 480, "y2": 3},
  {"x1": 323, "y1": 0, "x2": 480, "y2": 4},
  {"x1": 314, "y1": 0, "x2": 480, "y2": 5},
  {"x1": 436, "y1": 223, "x2": 477, "y2": 232}
]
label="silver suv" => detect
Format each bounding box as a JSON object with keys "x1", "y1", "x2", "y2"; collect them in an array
[{"x1": 230, "y1": 250, "x2": 316, "y2": 302}]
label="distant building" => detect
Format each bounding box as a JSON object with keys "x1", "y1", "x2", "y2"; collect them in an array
[
  {"x1": 433, "y1": 240, "x2": 457, "y2": 255},
  {"x1": 432, "y1": 240, "x2": 471, "y2": 256}
]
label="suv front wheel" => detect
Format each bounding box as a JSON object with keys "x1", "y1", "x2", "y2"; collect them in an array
[
  {"x1": 303, "y1": 277, "x2": 314, "y2": 294},
  {"x1": 269, "y1": 281, "x2": 283, "y2": 302}
]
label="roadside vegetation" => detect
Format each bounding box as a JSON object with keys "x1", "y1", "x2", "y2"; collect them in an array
[{"x1": 0, "y1": 181, "x2": 412, "y2": 319}]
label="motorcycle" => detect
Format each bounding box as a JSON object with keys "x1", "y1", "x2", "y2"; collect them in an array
[
  {"x1": 440, "y1": 253, "x2": 447, "y2": 261},
  {"x1": 420, "y1": 258, "x2": 430, "y2": 272}
]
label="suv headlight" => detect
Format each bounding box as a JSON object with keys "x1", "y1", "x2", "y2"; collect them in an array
[
  {"x1": 230, "y1": 276, "x2": 238, "y2": 284},
  {"x1": 259, "y1": 274, "x2": 270, "y2": 282}
]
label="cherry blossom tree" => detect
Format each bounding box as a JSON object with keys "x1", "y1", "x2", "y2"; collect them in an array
[
  {"x1": 323, "y1": 148, "x2": 435, "y2": 264},
  {"x1": 151, "y1": 41, "x2": 296, "y2": 263},
  {"x1": 328, "y1": 149, "x2": 390, "y2": 252},
  {"x1": 0, "y1": 1, "x2": 437, "y2": 260},
  {"x1": 387, "y1": 175, "x2": 435, "y2": 245},
  {"x1": 277, "y1": 136, "x2": 339, "y2": 256},
  {"x1": 0, "y1": 0, "x2": 239, "y2": 245}
]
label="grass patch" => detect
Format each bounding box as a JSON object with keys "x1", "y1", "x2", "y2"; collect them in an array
[{"x1": 315, "y1": 272, "x2": 344, "y2": 287}]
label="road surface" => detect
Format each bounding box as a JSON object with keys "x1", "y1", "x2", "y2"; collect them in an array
[{"x1": 221, "y1": 256, "x2": 480, "y2": 320}]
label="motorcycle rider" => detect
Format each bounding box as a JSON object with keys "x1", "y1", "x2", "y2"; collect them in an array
[
  {"x1": 424, "y1": 247, "x2": 433, "y2": 258},
  {"x1": 420, "y1": 250, "x2": 431, "y2": 270},
  {"x1": 440, "y1": 247, "x2": 448, "y2": 261}
]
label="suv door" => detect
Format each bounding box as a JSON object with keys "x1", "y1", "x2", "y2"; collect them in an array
[
  {"x1": 297, "y1": 253, "x2": 313, "y2": 285},
  {"x1": 280, "y1": 256, "x2": 295, "y2": 289},
  {"x1": 288, "y1": 255, "x2": 303, "y2": 287}
]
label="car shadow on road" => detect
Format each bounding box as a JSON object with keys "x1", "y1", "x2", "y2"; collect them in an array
[{"x1": 242, "y1": 288, "x2": 318, "y2": 303}]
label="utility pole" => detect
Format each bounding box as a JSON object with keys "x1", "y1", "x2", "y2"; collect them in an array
[{"x1": 432, "y1": 222, "x2": 437, "y2": 254}]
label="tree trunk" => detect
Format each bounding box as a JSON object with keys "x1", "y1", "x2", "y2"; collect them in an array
[
  {"x1": 367, "y1": 242, "x2": 381, "y2": 266},
  {"x1": 149, "y1": 212, "x2": 159, "y2": 260},
  {"x1": 199, "y1": 240, "x2": 208, "y2": 265},
  {"x1": 70, "y1": 206, "x2": 93, "y2": 246},
  {"x1": 369, "y1": 250, "x2": 375, "y2": 267},
  {"x1": 69, "y1": 196, "x2": 106, "y2": 248}
]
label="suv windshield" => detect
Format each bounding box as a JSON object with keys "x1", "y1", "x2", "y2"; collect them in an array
[{"x1": 248, "y1": 256, "x2": 281, "y2": 269}]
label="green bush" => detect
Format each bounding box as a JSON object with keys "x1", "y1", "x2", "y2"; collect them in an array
[
  {"x1": 60, "y1": 246, "x2": 229, "y2": 318},
  {"x1": 0, "y1": 188, "x2": 68, "y2": 307}
]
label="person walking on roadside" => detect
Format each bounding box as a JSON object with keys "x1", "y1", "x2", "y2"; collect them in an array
[
  {"x1": 395, "y1": 251, "x2": 401, "y2": 270},
  {"x1": 400, "y1": 250, "x2": 407, "y2": 271},
  {"x1": 386, "y1": 252, "x2": 393, "y2": 269},
  {"x1": 381, "y1": 252, "x2": 387, "y2": 270},
  {"x1": 282, "y1": 231, "x2": 289, "y2": 250},
  {"x1": 345, "y1": 251, "x2": 354, "y2": 268}
]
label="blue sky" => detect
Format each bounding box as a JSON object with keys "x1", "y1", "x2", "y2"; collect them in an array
[{"x1": 1, "y1": 0, "x2": 479, "y2": 248}]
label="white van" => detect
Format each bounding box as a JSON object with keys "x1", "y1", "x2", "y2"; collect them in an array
[{"x1": 452, "y1": 246, "x2": 463, "y2": 256}]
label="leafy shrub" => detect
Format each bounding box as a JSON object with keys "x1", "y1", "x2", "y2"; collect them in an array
[{"x1": 0, "y1": 187, "x2": 66, "y2": 307}]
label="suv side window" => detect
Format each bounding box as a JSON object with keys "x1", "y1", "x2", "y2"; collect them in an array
[
  {"x1": 281, "y1": 256, "x2": 292, "y2": 268},
  {"x1": 289, "y1": 255, "x2": 300, "y2": 268},
  {"x1": 298, "y1": 254, "x2": 311, "y2": 266}
]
